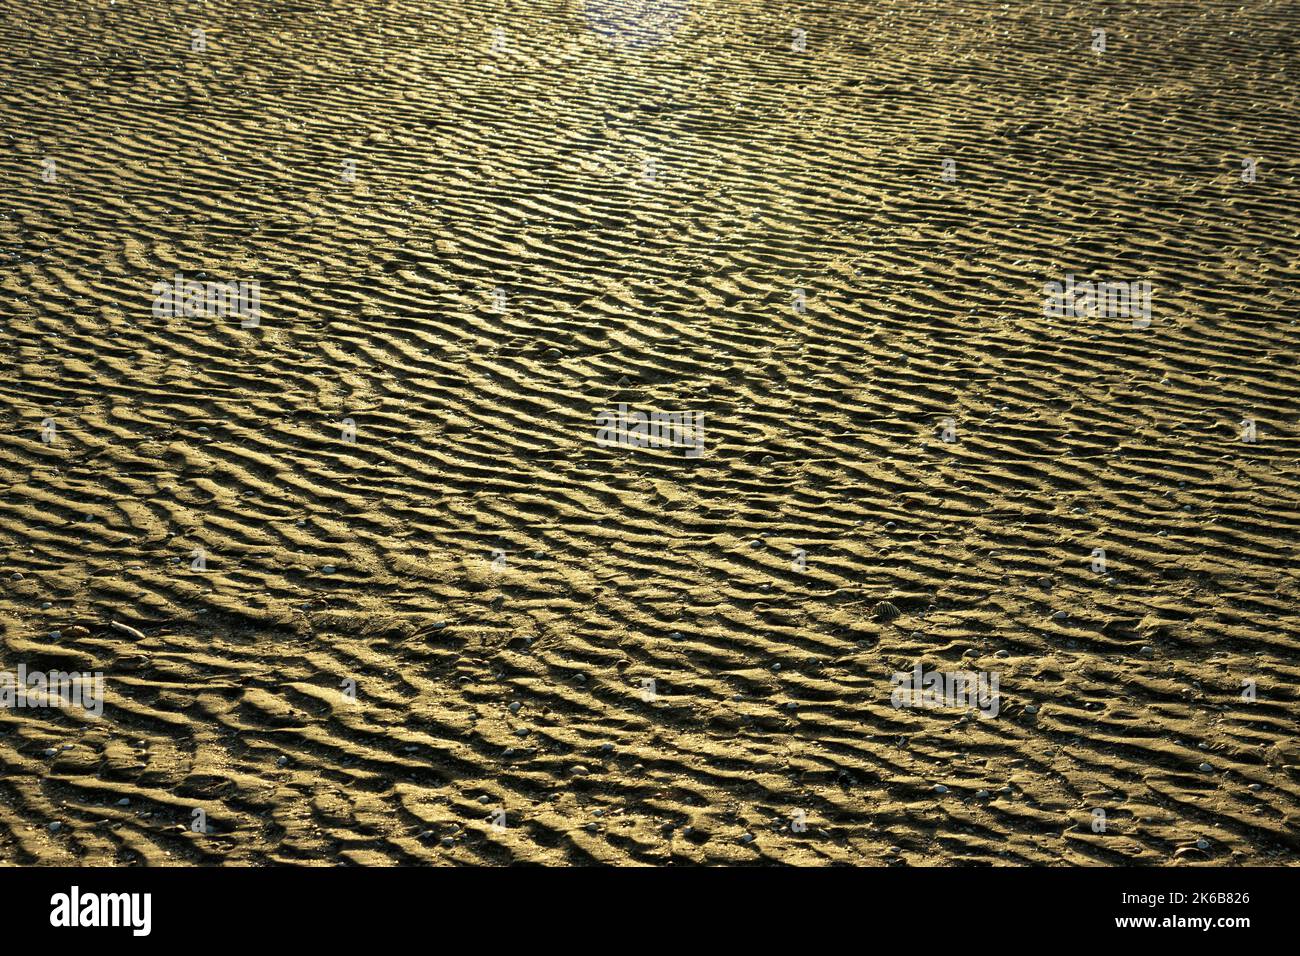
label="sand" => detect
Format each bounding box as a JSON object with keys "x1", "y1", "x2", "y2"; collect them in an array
[{"x1": 1, "y1": 0, "x2": 1298, "y2": 865}]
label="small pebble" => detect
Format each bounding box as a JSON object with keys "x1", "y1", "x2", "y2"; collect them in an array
[{"x1": 934, "y1": 784, "x2": 949, "y2": 794}]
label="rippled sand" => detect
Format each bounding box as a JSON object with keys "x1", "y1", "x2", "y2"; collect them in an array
[{"x1": 1, "y1": 0, "x2": 1298, "y2": 865}]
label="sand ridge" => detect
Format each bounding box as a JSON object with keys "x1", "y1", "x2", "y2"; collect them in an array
[{"x1": 0, "y1": 0, "x2": 1298, "y2": 865}]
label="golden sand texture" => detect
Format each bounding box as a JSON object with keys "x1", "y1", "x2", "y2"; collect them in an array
[{"x1": 1, "y1": 0, "x2": 1298, "y2": 865}]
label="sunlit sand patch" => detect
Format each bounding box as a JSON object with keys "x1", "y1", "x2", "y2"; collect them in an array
[{"x1": 581, "y1": 0, "x2": 690, "y2": 49}]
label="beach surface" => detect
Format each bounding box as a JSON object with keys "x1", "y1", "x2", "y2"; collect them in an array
[{"x1": 1, "y1": 0, "x2": 1298, "y2": 864}]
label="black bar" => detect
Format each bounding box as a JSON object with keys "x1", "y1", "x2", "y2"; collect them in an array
[{"x1": 0, "y1": 866, "x2": 1283, "y2": 942}]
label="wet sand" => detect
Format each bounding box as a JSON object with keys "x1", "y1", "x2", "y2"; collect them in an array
[{"x1": 1, "y1": 0, "x2": 1298, "y2": 865}]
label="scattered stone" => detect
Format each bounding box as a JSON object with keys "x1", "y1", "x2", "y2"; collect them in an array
[
  {"x1": 322, "y1": 565, "x2": 336, "y2": 574},
  {"x1": 569, "y1": 764, "x2": 590, "y2": 776},
  {"x1": 508, "y1": 701, "x2": 521, "y2": 714},
  {"x1": 48, "y1": 821, "x2": 62, "y2": 833},
  {"x1": 976, "y1": 789, "x2": 990, "y2": 799},
  {"x1": 1198, "y1": 762, "x2": 1213, "y2": 773},
  {"x1": 934, "y1": 784, "x2": 949, "y2": 794},
  {"x1": 116, "y1": 798, "x2": 130, "y2": 806}
]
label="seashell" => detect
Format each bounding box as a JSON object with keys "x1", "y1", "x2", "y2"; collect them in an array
[{"x1": 873, "y1": 601, "x2": 902, "y2": 623}]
